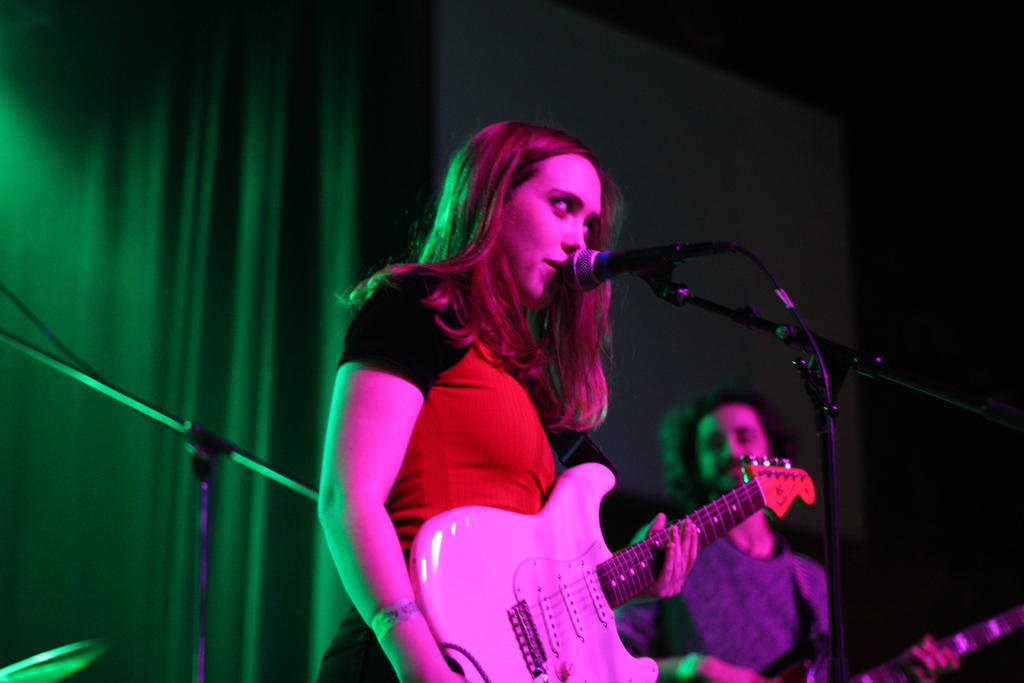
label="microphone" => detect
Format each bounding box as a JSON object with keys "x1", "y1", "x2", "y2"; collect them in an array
[{"x1": 560, "y1": 242, "x2": 738, "y2": 291}]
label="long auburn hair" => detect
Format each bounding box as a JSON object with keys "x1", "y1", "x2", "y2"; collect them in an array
[{"x1": 352, "y1": 121, "x2": 622, "y2": 431}]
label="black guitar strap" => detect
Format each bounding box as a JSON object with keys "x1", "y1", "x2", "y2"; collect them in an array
[{"x1": 546, "y1": 429, "x2": 619, "y2": 492}]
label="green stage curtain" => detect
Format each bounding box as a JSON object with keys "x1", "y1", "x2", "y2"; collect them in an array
[{"x1": 0, "y1": 1, "x2": 431, "y2": 680}]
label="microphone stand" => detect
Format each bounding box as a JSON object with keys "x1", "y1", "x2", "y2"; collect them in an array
[
  {"x1": 1, "y1": 328, "x2": 319, "y2": 683},
  {"x1": 637, "y1": 272, "x2": 1024, "y2": 683}
]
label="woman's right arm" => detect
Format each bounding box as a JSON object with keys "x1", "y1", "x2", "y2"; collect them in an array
[{"x1": 318, "y1": 361, "x2": 463, "y2": 683}]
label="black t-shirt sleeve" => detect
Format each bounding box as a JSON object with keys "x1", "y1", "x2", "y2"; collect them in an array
[{"x1": 338, "y1": 275, "x2": 468, "y2": 397}]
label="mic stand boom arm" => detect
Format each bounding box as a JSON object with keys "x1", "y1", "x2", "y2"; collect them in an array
[
  {"x1": 0, "y1": 328, "x2": 320, "y2": 498},
  {"x1": 641, "y1": 278, "x2": 1024, "y2": 433}
]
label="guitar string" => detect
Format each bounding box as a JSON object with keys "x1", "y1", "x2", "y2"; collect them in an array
[
  {"x1": 602, "y1": 466, "x2": 807, "y2": 573},
  {"x1": 508, "y1": 472, "x2": 808, "y2": 671},
  {"x1": 522, "y1": 581, "x2": 628, "y2": 648},
  {"x1": 514, "y1": 471, "x2": 809, "y2": 651},
  {"x1": 520, "y1": 489, "x2": 770, "y2": 655},
  {"x1": 598, "y1": 479, "x2": 768, "y2": 605},
  {"x1": 597, "y1": 468, "x2": 810, "y2": 606}
]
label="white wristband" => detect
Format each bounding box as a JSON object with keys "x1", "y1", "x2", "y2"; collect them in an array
[{"x1": 370, "y1": 598, "x2": 422, "y2": 640}]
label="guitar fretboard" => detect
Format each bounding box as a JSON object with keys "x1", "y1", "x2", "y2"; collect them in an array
[
  {"x1": 853, "y1": 603, "x2": 1024, "y2": 683},
  {"x1": 597, "y1": 477, "x2": 767, "y2": 609}
]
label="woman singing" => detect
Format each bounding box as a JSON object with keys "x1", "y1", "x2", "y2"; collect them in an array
[{"x1": 317, "y1": 121, "x2": 699, "y2": 683}]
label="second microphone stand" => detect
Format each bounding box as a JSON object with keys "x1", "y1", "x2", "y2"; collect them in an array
[{"x1": 0, "y1": 328, "x2": 319, "y2": 683}]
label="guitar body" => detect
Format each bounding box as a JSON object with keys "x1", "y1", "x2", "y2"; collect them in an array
[
  {"x1": 776, "y1": 659, "x2": 819, "y2": 683},
  {"x1": 409, "y1": 462, "x2": 657, "y2": 683}
]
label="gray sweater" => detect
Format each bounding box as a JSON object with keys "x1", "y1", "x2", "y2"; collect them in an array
[{"x1": 615, "y1": 534, "x2": 829, "y2": 675}]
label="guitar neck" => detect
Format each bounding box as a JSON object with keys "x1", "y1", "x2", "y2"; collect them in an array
[
  {"x1": 853, "y1": 603, "x2": 1024, "y2": 683},
  {"x1": 598, "y1": 477, "x2": 767, "y2": 609},
  {"x1": 938, "y1": 603, "x2": 1024, "y2": 656}
]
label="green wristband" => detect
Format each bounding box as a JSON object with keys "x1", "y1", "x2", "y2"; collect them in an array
[{"x1": 674, "y1": 653, "x2": 702, "y2": 681}]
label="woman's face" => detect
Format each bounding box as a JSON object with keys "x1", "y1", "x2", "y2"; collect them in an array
[{"x1": 498, "y1": 154, "x2": 602, "y2": 309}]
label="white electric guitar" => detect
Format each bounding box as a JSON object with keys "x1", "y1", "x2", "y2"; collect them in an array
[{"x1": 409, "y1": 459, "x2": 816, "y2": 683}]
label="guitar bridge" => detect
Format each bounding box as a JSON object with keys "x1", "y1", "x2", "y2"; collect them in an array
[{"x1": 508, "y1": 600, "x2": 546, "y2": 677}]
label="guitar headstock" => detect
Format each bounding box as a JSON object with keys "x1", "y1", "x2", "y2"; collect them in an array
[{"x1": 742, "y1": 457, "x2": 816, "y2": 519}]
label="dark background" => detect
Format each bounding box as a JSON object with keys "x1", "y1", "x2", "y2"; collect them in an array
[{"x1": 570, "y1": 3, "x2": 1024, "y2": 679}]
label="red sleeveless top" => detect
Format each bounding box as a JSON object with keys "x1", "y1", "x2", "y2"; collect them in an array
[
  {"x1": 339, "y1": 275, "x2": 556, "y2": 550},
  {"x1": 386, "y1": 343, "x2": 555, "y2": 549}
]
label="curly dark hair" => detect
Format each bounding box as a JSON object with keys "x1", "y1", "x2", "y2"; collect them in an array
[{"x1": 659, "y1": 384, "x2": 797, "y2": 514}]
